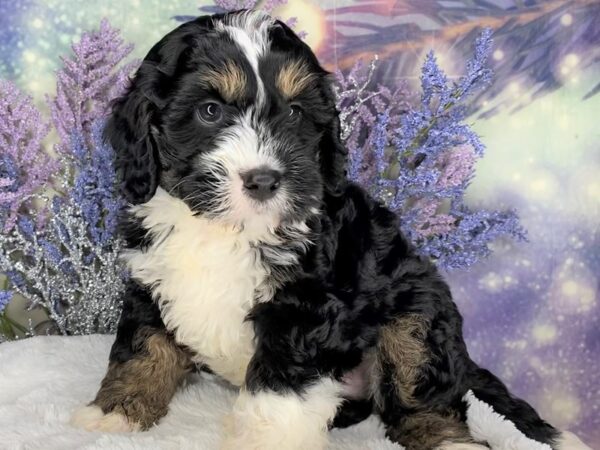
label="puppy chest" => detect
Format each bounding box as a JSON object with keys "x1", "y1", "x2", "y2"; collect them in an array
[{"x1": 126, "y1": 219, "x2": 269, "y2": 386}]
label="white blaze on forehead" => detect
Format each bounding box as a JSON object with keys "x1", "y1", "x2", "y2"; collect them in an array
[{"x1": 215, "y1": 11, "x2": 272, "y2": 107}]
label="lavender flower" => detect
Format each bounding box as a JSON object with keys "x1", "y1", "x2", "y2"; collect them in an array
[
  {"x1": 335, "y1": 58, "x2": 411, "y2": 187},
  {"x1": 343, "y1": 29, "x2": 525, "y2": 270},
  {"x1": 436, "y1": 144, "x2": 476, "y2": 190},
  {"x1": 457, "y1": 28, "x2": 493, "y2": 101},
  {"x1": 69, "y1": 121, "x2": 124, "y2": 246},
  {"x1": 1, "y1": 19, "x2": 132, "y2": 339},
  {"x1": 0, "y1": 80, "x2": 57, "y2": 232},
  {"x1": 48, "y1": 19, "x2": 137, "y2": 155},
  {"x1": 0, "y1": 290, "x2": 12, "y2": 313},
  {"x1": 410, "y1": 198, "x2": 455, "y2": 238},
  {"x1": 0, "y1": 199, "x2": 126, "y2": 335}
]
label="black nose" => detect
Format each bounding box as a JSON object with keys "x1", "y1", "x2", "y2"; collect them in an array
[{"x1": 241, "y1": 168, "x2": 282, "y2": 201}]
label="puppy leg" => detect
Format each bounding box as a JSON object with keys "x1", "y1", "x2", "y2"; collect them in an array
[
  {"x1": 374, "y1": 316, "x2": 482, "y2": 449},
  {"x1": 72, "y1": 283, "x2": 192, "y2": 431},
  {"x1": 222, "y1": 279, "x2": 365, "y2": 450},
  {"x1": 383, "y1": 410, "x2": 480, "y2": 450},
  {"x1": 71, "y1": 326, "x2": 192, "y2": 431},
  {"x1": 223, "y1": 378, "x2": 344, "y2": 450}
]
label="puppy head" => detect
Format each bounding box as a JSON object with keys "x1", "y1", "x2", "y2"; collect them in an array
[{"x1": 106, "y1": 10, "x2": 346, "y2": 230}]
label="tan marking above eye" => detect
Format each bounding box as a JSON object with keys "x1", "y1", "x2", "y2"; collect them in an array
[
  {"x1": 276, "y1": 60, "x2": 317, "y2": 100},
  {"x1": 200, "y1": 61, "x2": 247, "y2": 103}
]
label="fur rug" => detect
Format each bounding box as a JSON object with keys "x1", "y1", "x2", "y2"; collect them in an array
[{"x1": 0, "y1": 335, "x2": 590, "y2": 450}]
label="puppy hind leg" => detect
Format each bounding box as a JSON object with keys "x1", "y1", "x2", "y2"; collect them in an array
[
  {"x1": 384, "y1": 410, "x2": 484, "y2": 450},
  {"x1": 374, "y1": 316, "x2": 484, "y2": 449}
]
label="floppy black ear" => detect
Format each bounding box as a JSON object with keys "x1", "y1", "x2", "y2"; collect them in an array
[
  {"x1": 105, "y1": 17, "x2": 214, "y2": 204},
  {"x1": 319, "y1": 109, "x2": 349, "y2": 195},
  {"x1": 105, "y1": 80, "x2": 159, "y2": 205}
]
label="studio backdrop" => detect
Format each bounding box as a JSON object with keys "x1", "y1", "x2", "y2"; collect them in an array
[{"x1": 0, "y1": 0, "x2": 598, "y2": 447}]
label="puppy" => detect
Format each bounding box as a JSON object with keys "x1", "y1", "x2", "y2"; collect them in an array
[{"x1": 70, "y1": 10, "x2": 581, "y2": 450}]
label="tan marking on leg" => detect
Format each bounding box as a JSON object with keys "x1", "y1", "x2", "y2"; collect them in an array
[
  {"x1": 276, "y1": 60, "x2": 317, "y2": 100},
  {"x1": 92, "y1": 327, "x2": 192, "y2": 430},
  {"x1": 201, "y1": 61, "x2": 247, "y2": 103},
  {"x1": 387, "y1": 411, "x2": 477, "y2": 450},
  {"x1": 376, "y1": 314, "x2": 430, "y2": 407}
]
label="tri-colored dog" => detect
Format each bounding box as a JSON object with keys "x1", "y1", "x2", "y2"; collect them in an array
[{"x1": 70, "y1": 10, "x2": 586, "y2": 450}]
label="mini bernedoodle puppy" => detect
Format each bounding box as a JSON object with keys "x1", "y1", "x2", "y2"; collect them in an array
[{"x1": 71, "y1": 10, "x2": 587, "y2": 450}]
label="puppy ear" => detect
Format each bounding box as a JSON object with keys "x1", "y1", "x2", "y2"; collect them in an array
[
  {"x1": 104, "y1": 18, "x2": 210, "y2": 204},
  {"x1": 320, "y1": 110, "x2": 348, "y2": 194},
  {"x1": 105, "y1": 79, "x2": 160, "y2": 205}
]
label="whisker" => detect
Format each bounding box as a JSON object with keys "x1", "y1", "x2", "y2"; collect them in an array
[{"x1": 167, "y1": 179, "x2": 189, "y2": 196}]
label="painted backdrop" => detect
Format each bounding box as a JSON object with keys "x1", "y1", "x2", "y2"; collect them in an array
[{"x1": 1, "y1": 0, "x2": 598, "y2": 446}]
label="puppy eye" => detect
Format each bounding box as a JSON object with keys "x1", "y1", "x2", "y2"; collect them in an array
[
  {"x1": 288, "y1": 104, "x2": 303, "y2": 121},
  {"x1": 197, "y1": 102, "x2": 223, "y2": 123}
]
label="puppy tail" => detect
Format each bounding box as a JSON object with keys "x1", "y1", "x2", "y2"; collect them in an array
[{"x1": 465, "y1": 366, "x2": 560, "y2": 448}]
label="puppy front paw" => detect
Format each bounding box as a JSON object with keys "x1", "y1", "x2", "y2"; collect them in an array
[
  {"x1": 221, "y1": 386, "x2": 335, "y2": 450},
  {"x1": 222, "y1": 412, "x2": 317, "y2": 450},
  {"x1": 70, "y1": 405, "x2": 141, "y2": 433}
]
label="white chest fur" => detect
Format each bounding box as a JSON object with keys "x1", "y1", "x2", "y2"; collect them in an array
[{"x1": 123, "y1": 188, "x2": 276, "y2": 386}]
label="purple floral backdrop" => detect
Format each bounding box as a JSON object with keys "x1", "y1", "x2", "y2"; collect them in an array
[{"x1": 0, "y1": 0, "x2": 598, "y2": 446}]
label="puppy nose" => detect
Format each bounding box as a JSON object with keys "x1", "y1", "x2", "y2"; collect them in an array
[{"x1": 241, "y1": 168, "x2": 282, "y2": 201}]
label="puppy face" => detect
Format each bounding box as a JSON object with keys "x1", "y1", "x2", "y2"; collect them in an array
[{"x1": 107, "y1": 11, "x2": 346, "y2": 230}]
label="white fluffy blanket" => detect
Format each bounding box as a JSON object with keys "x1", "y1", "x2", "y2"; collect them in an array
[{"x1": 0, "y1": 335, "x2": 588, "y2": 450}]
